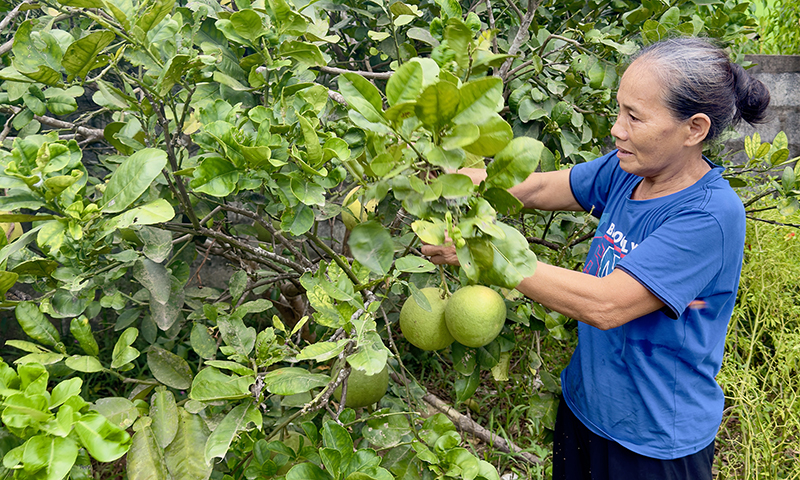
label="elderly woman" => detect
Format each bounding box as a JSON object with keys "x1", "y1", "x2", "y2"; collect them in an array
[{"x1": 422, "y1": 37, "x2": 770, "y2": 479}]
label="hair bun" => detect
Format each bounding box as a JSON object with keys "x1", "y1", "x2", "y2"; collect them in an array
[{"x1": 731, "y1": 63, "x2": 770, "y2": 125}]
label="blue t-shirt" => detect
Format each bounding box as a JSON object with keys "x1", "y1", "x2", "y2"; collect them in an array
[{"x1": 561, "y1": 150, "x2": 746, "y2": 460}]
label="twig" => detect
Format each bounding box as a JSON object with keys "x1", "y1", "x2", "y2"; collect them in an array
[
  {"x1": 216, "y1": 202, "x2": 313, "y2": 270},
  {"x1": 485, "y1": 0, "x2": 498, "y2": 55},
  {"x1": 746, "y1": 215, "x2": 800, "y2": 229},
  {"x1": 0, "y1": 105, "x2": 105, "y2": 142},
  {"x1": 0, "y1": 0, "x2": 30, "y2": 32},
  {"x1": 390, "y1": 372, "x2": 542, "y2": 465},
  {"x1": 498, "y1": 0, "x2": 541, "y2": 80}
]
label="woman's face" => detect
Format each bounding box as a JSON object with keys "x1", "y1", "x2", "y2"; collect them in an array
[{"x1": 610, "y1": 59, "x2": 694, "y2": 179}]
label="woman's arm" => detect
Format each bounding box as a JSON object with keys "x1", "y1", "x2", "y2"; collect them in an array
[
  {"x1": 461, "y1": 167, "x2": 584, "y2": 212},
  {"x1": 420, "y1": 244, "x2": 665, "y2": 330},
  {"x1": 515, "y1": 264, "x2": 664, "y2": 330}
]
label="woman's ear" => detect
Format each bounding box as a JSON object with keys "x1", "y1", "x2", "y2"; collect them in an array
[{"x1": 684, "y1": 113, "x2": 711, "y2": 147}]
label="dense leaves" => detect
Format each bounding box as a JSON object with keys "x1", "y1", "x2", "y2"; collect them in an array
[{"x1": 0, "y1": 0, "x2": 792, "y2": 479}]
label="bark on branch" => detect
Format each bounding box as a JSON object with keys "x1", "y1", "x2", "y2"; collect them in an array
[
  {"x1": 0, "y1": 105, "x2": 105, "y2": 143},
  {"x1": 390, "y1": 373, "x2": 543, "y2": 465},
  {"x1": 498, "y1": 0, "x2": 541, "y2": 81}
]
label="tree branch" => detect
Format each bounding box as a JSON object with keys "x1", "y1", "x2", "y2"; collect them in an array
[
  {"x1": 390, "y1": 372, "x2": 542, "y2": 465},
  {"x1": 499, "y1": 0, "x2": 541, "y2": 80},
  {"x1": 0, "y1": 105, "x2": 105, "y2": 143}
]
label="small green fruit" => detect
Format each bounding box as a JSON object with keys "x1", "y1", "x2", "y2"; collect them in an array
[
  {"x1": 399, "y1": 287, "x2": 454, "y2": 351},
  {"x1": 444, "y1": 285, "x2": 507, "y2": 348},
  {"x1": 334, "y1": 364, "x2": 389, "y2": 409}
]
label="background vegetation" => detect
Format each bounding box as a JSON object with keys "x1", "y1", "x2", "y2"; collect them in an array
[{"x1": 0, "y1": 0, "x2": 798, "y2": 479}]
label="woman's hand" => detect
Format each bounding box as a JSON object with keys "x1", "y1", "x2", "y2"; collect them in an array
[{"x1": 420, "y1": 243, "x2": 460, "y2": 266}]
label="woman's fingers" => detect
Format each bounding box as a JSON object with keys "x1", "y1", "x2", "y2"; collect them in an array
[{"x1": 420, "y1": 244, "x2": 460, "y2": 266}]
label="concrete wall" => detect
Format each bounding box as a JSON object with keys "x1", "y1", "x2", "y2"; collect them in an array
[{"x1": 728, "y1": 55, "x2": 800, "y2": 159}]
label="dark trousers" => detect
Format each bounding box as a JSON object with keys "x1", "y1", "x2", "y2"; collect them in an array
[{"x1": 552, "y1": 401, "x2": 715, "y2": 480}]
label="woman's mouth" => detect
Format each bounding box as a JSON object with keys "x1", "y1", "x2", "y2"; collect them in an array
[{"x1": 617, "y1": 146, "x2": 634, "y2": 156}]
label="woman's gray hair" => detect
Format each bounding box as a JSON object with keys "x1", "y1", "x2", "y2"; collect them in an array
[{"x1": 633, "y1": 37, "x2": 770, "y2": 141}]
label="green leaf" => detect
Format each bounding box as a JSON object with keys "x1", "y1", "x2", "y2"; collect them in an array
[
  {"x1": 281, "y1": 203, "x2": 315, "y2": 236},
  {"x1": 455, "y1": 369, "x2": 480, "y2": 402},
  {"x1": 298, "y1": 115, "x2": 323, "y2": 166},
  {"x1": 262, "y1": 367, "x2": 331, "y2": 395},
  {"x1": 771, "y1": 148, "x2": 790, "y2": 166},
  {"x1": 133, "y1": 258, "x2": 171, "y2": 304},
  {"x1": 773, "y1": 131, "x2": 789, "y2": 151},
  {"x1": 218, "y1": 316, "x2": 256, "y2": 359},
  {"x1": 228, "y1": 269, "x2": 247, "y2": 306},
  {"x1": 204, "y1": 404, "x2": 261, "y2": 464},
  {"x1": 463, "y1": 114, "x2": 513, "y2": 157},
  {"x1": 136, "y1": 0, "x2": 175, "y2": 34},
  {"x1": 102, "y1": 148, "x2": 168, "y2": 213},
  {"x1": 482, "y1": 187, "x2": 523, "y2": 216},
  {"x1": 111, "y1": 327, "x2": 140, "y2": 369},
  {"x1": 348, "y1": 331, "x2": 389, "y2": 376},
  {"x1": 50, "y1": 377, "x2": 82, "y2": 409},
  {"x1": 290, "y1": 177, "x2": 325, "y2": 206},
  {"x1": 415, "y1": 81, "x2": 459, "y2": 129},
  {"x1": 486, "y1": 137, "x2": 549, "y2": 189},
  {"x1": 267, "y1": 0, "x2": 308, "y2": 35},
  {"x1": 70, "y1": 315, "x2": 99, "y2": 356},
  {"x1": 191, "y1": 323, "x2": 218, "y2": 360},
  {"x1": 296, "y1": 340, "x2": 350, "y2": 362},
  {"x1": 231, "y1": 9, "x2": 264, "y2": 42},
  {"x1": 386, "y1": 61, "x2": 423, "y2": 106},
  {"x1": 112, "y1": 199, "x2": 175, "y2": 228},
  {"x1": 65, "y1": 355, "x2": 104, "y2": 373},
  {"x1": 127, "y1": 427, "x2": 169, "y2": 480},
  {"x1": 411, "y1": 218, "x2": 446, "y2": 245},
  {"x1": 93, "y1": 397, "x2": 140, "y2": 430},
  {"x1": 16, "y1": 301, "x2": 61, "y2": 349},
  {"x1": 441, "y1": 123, "x2": 480, "y2": 150},
  {"x1": 348, "y1": 221, "x2": 394, "y2": 275},
  {"x1": 150, "y1": 387, "x2": 178, "y2": 449},
  {"x1": 20, "y1": 435, "x2": 78, "y2": 480},
  {"x1": 408, "y1": 282, "x2": 431, "y2": 312},
  {"x1": 338, "y1": 73, "x2": 386, "y2": 124},
  {"x1": 189, "y1": 367, "x2": 254, "y2": 402},
  {"x1": 435, "y1": 173, "x2": 474, "y2": 199},
  {"x1": 458, "y1": 222, "x2": 537, "y2": 289},
  {"x1": 62, "y1": 31, "x2": 115, "y2": 79},
  {"x1": 279, "y1": 41, "x2": 326, "y2": 66},
  {"x1": 286, "y1": 462, "x2": 334, "y2": 480},
  {"x1": 362, "y1": 412, "x2": 411, "y2": 449},
  {"x1": 395, "y1": 255, "x2": 435, "y2": 273},
  {"x1": 322, "y1": 421, "x2": 354, "y2": 452},
  {"x1": 453, "y1": 77, "x2": 503, "y2": 124},
  {"x1": 157, "y1": 54, "x2": 197, "y2": 96},
  {"x1": 164, "y1": 409, "x2": 212, "y2": 480},
  {"x1": 148, "y1": 347, "x2": 193, "y2": 390},
  {"x1": 73, "y1": 411, "x2": 132, "y2": 462},
  {"x1": 189, "y1": 156, "x2": 240, "y2": 197}
]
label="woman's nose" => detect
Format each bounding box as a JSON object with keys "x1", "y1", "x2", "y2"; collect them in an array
[{"x1": 610, "y1": 117, "x2": 625, "y2": 140}]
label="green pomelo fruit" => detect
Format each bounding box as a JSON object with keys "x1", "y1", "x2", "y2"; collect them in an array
[
  {"x1": 399, "y1": 287, "x2": 454, "y2": 351},
  {"x1": 444, "y1": 285, "x2": 507, "y2": 348},
  {"x1": 334, "y1": 364, "x2": 389, "y2": 408}
]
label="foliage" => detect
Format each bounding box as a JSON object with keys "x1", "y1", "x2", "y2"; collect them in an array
[
  {"x1": 740, "y1": 0, "x2": 800, "y2": 54},
  {"x1": 0, "y1": 0, "x2": 790, "y2": 479}
]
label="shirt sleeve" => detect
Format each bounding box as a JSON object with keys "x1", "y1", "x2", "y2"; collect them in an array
[
  {"x1": 616, "y1": 209, "x2": 725, "y2": 319},
  {"x1": 569, "y1": 151, "x2": 623, "y2": 217}
]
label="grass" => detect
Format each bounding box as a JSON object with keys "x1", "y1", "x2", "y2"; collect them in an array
[{"x1": 716, "y1": 217, "x2": 800, "y2": 479}]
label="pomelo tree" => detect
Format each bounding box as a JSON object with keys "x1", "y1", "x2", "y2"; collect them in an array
[{"x1": 0, "y1": 0, "x2": 794, "y2": 478}]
